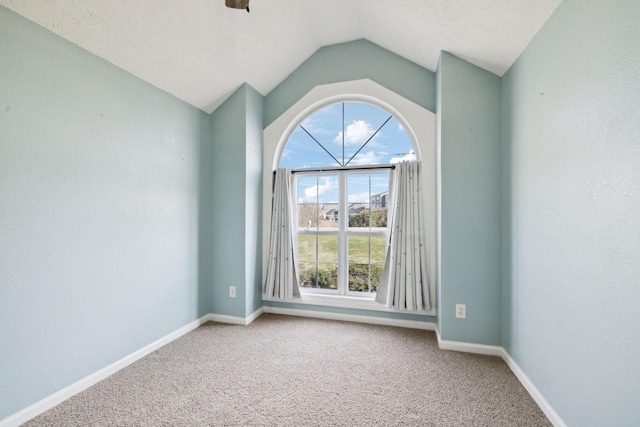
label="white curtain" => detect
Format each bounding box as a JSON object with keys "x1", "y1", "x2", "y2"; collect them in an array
[
  {"x1": 376, "y1": 161, "x2": 431, "y2": 311},
  {"x1": 263, "y1": 168, "x2": 300, "y2": 300}
]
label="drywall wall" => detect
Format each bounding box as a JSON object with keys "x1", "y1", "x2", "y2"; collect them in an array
[
  {"x1": 210, "y1": 84, "x2": 264, "y2": 319},
  {"x1": 245, "y1": 85, "x2": 265, "y2": 317},
  {"x1": 502, "y1": 0, "x2": 640, "y2": 425},
  {"x1": 264, "y1": 39, "x2": 437, "y2": 127},
  {"x1": 0, "y1": 6, "x2": 212, "y2": 420},
  {"x1": 437, "y1": 52, "x2": 502, "y2": 345},
  {"x1": 210, "y1": 85, "x2": 249, "y2": 318}
]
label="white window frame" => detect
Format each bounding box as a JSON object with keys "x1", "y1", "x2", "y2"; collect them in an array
[
  {"x1": 295, "y1": 168, "x2": 390, "y2": 297},
  {"x1": 262, "y1": 79, "x2": 437, "y2": 315}
]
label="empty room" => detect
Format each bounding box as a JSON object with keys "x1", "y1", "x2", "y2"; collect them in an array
[{"x1": 1, "y1": 1, "x2": 638, "y2": 426}]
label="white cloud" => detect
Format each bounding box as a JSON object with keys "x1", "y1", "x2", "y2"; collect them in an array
[
  {"x1": 300, "y1": 117, "x2": 331, "y2": 137},
  {"x1": 299, "y1": 104, "x2": 340, "y2": 136},
  {"x1": 351, "y1": 151, "x2": 385, "y2": 165},
  {"x1": 300, "y1": 116, "x2": 318, "y2": 131},
  {"x1": 335, "y1": 120, "x2": 377, "y2": 146},
  {"x1": 301, "y1": 177, "x2": 336, "y2": 202},
  {"x1": 348, "y1": 191, "x2": 371, "y2": 203},
  {"x1": 390, "y1": 150, "x2": 416, "y2": 164}
]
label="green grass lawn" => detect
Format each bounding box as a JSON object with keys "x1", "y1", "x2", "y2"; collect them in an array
[
  {"x1": 297, "y1": 234, "x2": 386, "y2": 264},
  {"x1": 297, "y1": 234, "x2": 387, "y2": 292}
]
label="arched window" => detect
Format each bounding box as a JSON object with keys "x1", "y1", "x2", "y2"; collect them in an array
[
  {"x1": 278, "y1": 102, "x2": 417, "y2": 296},
  {"x1": 262, "y1": 79, "x2": 437, "y2": 313},
  {"x1": 280, "y1": 102, "x2": 416, "y2": 169}
]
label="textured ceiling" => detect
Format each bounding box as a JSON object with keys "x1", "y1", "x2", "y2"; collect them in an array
[{"x1": 1, "y1": 0, "x2": 562, "y2": 113}]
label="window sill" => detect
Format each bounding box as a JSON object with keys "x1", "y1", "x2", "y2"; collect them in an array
[{"x1": 265, "y1": 291, "x2": 435, "y2": 316}]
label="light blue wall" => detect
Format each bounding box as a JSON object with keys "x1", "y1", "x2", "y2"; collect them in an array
[
  {"x1": 264, "y1": 39, "x2": 436, "y2": 127},
  {"x1": 0, "y1": 6, "x2": 212, "y2": 420},
  {"x1": 437, "y1": 52, "x2": 502, "y2": 345},
  {"x1": 12, "y1": 1, "x2": 639, "y2": 423},
  {"x1": 210, "y1": 83, "x2": 264, "y2": 318},
  {"x1": 502, "y1": 0, "x2": 640, "y2": 425},
  {"x1": 210, "y1": 85, "x2": 249, "y2": 317},
  {"x1": 244, "y1": 85, "x2": 264, "y2": 316}
]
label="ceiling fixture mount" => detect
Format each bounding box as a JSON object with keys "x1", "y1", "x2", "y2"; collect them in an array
[{"x1": 225, "y1": 0, "x2": 249, "y2": 13}]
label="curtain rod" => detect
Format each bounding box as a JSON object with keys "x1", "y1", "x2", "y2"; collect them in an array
[{"x1": 273, "y1": 164, "x2": 396, "y2": 175}]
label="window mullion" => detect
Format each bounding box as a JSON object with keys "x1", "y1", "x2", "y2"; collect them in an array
[
  {"x1": 338, "y1": 172, "x2": 348, "y2": 295},
  {"x1": 368, "y1": 174, "x2": 372, "y2": 292},
  {"x1": 314, "y1": 176, "x2": 319, "y2": 288}
]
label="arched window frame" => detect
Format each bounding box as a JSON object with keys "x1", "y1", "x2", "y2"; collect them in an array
[
  {"x1": 271, "y1": 96, "x2": 422, "y2": 172},
  {"x1": 262, "y1": 79, "x2": 437, "y2": 315}
]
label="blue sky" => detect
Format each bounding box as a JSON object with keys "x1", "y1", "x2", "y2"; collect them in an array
[
  {"x1": 296, "y1": 173, "x2": 390, "y2": 205},
  {"x1": 281, "y1": 102, "x2": 415, "y2": 204},
  {"x1": 280, "y1": 102, "x2": 415, "y2": 169}
]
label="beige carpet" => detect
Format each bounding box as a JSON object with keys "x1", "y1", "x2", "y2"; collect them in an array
[{"x1": 24, "y1": 314, "x2": 551, "y2": 426}]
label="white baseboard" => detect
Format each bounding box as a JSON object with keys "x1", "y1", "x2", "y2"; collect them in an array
[
  {"x1": 434, "y1": 329, "x2": 504, "y2": 356},
  {"x1": 0, "y1": 314, "x2": 211, "y2": 427},
  {"x1": 206, "y1": 307, "x2": 264, "y2": 326},
  {"x1": 2, "y1": 309, "x2": 566, "y2": 427},
  {"x1": 263, "y1": 306, "x2": 437, "y2": 331},
  {"x1": 432, "y1": 329, "x2": 566, "y2": 427},
  {"x1": 246, "y1": 307, "x2": 264, "y2": 324},
  {"x1": 500, "y1": 349, "x2": 567, "y2": 427}
]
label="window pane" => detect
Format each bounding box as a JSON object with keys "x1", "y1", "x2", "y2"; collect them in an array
[
  {"x1": 344, "y1": 102, "x2": 391, "y2": 128},
  {"x1": 369, "y1": 265, "x2": 383, "y2": 294},
  {"x1": 318, "y1": 176, "x2": 339, "y2": 230},
  {"x1": 298, "y1": 232, "x2": 338, "y2": 290},
  {"x1": 280, "y1": 102, "x2": 416, "y2": 169},
  {"x1": 319, "y1": 203, "x2": 339, "y2": 229},
  {"x1": 280, "y1": 127, "x2": 336, "y2": 169},
  {"x1": 348, "y1": 235, "x2": 385, "y2": 294},
  {"x1": 298, "y1": 175, "x2": 339, "y2": 230},
  {"x1": 348, "y1": 263, "x2": 383, "y2": 294},
  {"x1": 348, "y1": 173, "x2": 389, "y2": 231},
  {"x1": 348, "y1": 264, "x2": 370, "y2": 292},
  {"x1": 348, "y1": 174, "x2": 370, "y2": 230},
  {"x1": 318, "y1": 235, "x2": 338, "y2": 263},
  {"x1": 299, "y1": 262, "x2": 316, "y2": 288},
  {"x1": 297, "y1": 235, "x2": 316, "y2": 262},
  {"x1": 316, "y1": 175, "x2": 338, "y2": 204},
  {"x1": 369, "y1": 174, "x2": 389, "y2": 203},
  {"x1": 298, "y1": 203, "x2": 318, "y2": 230},
  {"x1": 316, "y1": 263, "x2": 338, "y2": 289},
  {"x1": 370, "y1": 236, "x2": 387, "y2": 265},
  {"x1": 369, "y1": 173, "x2": 389, "y2": 230},
  {"x1": 348, "y1": 235, "x2": 370, "y2": 265},
  {"x1": 348, "y1": 204, "x2": 370, "y2": 229},
  {"x1": 343, "y1": 102, "x2": 389, "y2": 166},
  {"x1": 305, "y1": 104, "x2": 344, "y2": 166},
  {"x1": 297, "y1": 176, "x2": 318, "y2": 229},
  {"x1": 386, "y1": 117, "x2": 416, "y2": 164}
]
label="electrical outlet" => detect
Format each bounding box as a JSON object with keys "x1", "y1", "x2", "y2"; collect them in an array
[
  {"x1": 455, "y1": 304, "x2": 466, "y2": 319},
  {"x1": 229, "y1": 286, "x2": 236, "y2": 298}
]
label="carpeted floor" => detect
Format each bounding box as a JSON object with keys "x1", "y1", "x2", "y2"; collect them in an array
[{"x1": 24, "y1": 314, "x2": 551, "y2": 426}]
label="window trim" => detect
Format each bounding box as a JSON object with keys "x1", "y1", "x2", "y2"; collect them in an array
[
  {"x1": 294, "y1": 168, "x2": 391, "y2": 296},
  {"x1": 262, "y1": 79, "x2": 438, "y2": 316}
]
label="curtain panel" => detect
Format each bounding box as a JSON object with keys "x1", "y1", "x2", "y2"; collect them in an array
[
  {"x1": 376, "y1": 161, "x2": 431, "y2": 311},
  {"x1": 263, "y1": 169, "x2": 301, "y2": 300}
]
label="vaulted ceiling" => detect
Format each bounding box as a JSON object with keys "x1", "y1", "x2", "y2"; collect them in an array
[{"x1": 1, "y1": 0, "x2": 562, "y2": 113}]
